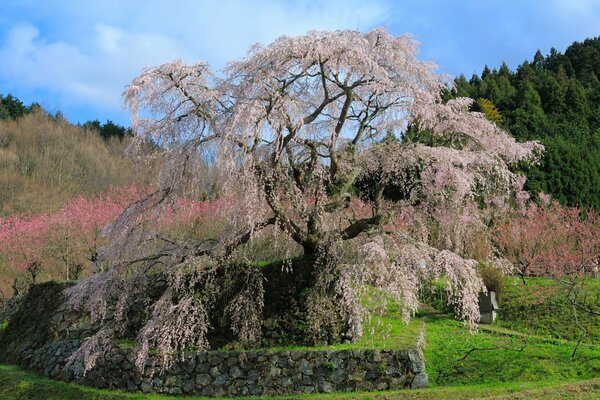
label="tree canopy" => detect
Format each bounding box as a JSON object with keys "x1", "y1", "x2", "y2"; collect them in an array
[
  {"x1": 446, "y1": 36, "x2": 600, "y2": 210},
  {"x1": 64, "y1": 29, "x2": 541, "y2": 373}
]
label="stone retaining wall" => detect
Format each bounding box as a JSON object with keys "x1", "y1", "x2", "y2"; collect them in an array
[
  {"x1": 11, "y1": 339, "x2": 428, "y2": 396},
  {"x1": 0, "y1": 282, "x2": 428, "y2": 396}
]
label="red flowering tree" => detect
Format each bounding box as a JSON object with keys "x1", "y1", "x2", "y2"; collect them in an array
[
  {"x1": 494, "y1": 198, "x2": 599, "y2": 354},
  {"x1": 63, "y1": 29, "x2": 542, "y2": 372},
  {"x1": 0, "y1": 186, "x2": 147, "y2": 295},
  {"x1": 494, "y1": 199, "x2": 600, "y2": 282}
]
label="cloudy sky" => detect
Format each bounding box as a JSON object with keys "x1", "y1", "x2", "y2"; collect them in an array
[{"x1": 1, "y1": 0, "x2": 599, "y2": 126}]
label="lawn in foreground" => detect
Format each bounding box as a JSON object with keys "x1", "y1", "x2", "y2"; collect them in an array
[
  {"x1": 1, "y1": 364, "x2": 598, "y2": 400},
  {"x1": 2, "y1": 277, "x2": 599, "y2": 398},
  {"x1": 1, "y1": 313, "x2": 599, "y2": 399}
]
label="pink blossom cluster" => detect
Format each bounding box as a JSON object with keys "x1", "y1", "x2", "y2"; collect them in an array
[
  {"x1": 158, "y1": 197, "x2": 234, "y2": 227},
  {"x1": 494, "y1": 198, "x2": 600, "y2": 280},
  {"x1": 0, "y1": 186, "x2": 148, "y2": 291}
]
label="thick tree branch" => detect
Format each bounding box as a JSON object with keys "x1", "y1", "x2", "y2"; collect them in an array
[{"x1": 340, "y1": 214, "x2": 386, "y2": 240}]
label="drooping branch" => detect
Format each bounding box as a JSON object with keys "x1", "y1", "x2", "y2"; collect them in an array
[{"x1": 340, "y1": 214, "x2": 387, "y2": 240}]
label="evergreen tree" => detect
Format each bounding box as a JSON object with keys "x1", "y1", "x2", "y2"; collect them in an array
[
  {"x1": 512, "y1": 80, "x2": 547, "y2": 140},
  {"x1": 450, "y1": 37, "x2": 600, "y2": 210}
]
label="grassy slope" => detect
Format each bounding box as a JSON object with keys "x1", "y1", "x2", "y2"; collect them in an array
[
  {"x1": 497, "y1": 277, "x2": 600, "y2": 343},
  {"x1": 424, "y1": 317, "x2": 599, "y2": 386},
  {"x1": 1, "y1": 365, "x2": 598, "y2": 400},
  {"x1": 423, "y1": 277, "x2": 600, "y2": 387},
  {"x1": 1, "y1": 277, "x2": 598, "y2": 398}
]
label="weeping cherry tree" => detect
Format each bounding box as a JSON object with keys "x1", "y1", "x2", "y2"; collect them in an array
[{"x1": 64, "y1": 29, "x2": 542, "y2": 372}]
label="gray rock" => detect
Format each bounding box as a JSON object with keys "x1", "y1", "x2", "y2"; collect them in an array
[
  {"x1": 213, "y1": 373, "x2": 229, "y2": 386},
  {"x1": 330, "y1": 368, "x2": 346, "y2": 383},
  {"x1": 246, "y1": 368, "x2": 260, "y2": 381},
  {"x1": 226, "y1": 356, "x2": 238, "y2": 367},
  {"x1": 197, "y1": 352, "x2": 208, "y2": 363},
  {"x1": 365, "y1": 369, "x2": 380, "y2": 380},
  {"x1": 152, "y1": 377, "x2": 163, "y2": 387},
  {"x1": 268, "y1": 365, "x2": 281, "y2": 377},
  {"x1": 196, "y1": 373, "x2": 212, "y2": 386},
  {"x1": 182, "y1": 379, "x2": 195, "y2": 393},
  {"x1": 348, "y1": 370, "x2": 366, "y2": 381},
  {"x1": 196, "y1": 362, "x2": 210, "y2": 373},
  {"x1": 318, "y1": 381, "x2": 334, "y2": 393},
  {"x1": 386, "y1": 366, "x2": 398, "y2": 375},
  {"x1": 389, "y1": 375, "x2": 407, "y2": 389},
  {"x1": 168, "y1": 386, "x2": 182, "y2": 395},
  {"x1": 49, "y1": 364, "x2": 61, "y2": 378},
  {"x1": 181, "y1": 359, "x2": 196, "y2": 374},
  {"x1": 229, "y1": 366, "x2": 243, "y2": 378},
  {"x1": 140, "y1": 380, "x2": 153, "y2": 393},
  {"x1": 279, "y1": 376, "x2": 292, "y2": 387},
  {"x1": 330, "y1": 357, "x2": 344, "y2": 368},
  {"x1": 93, "y1": 376, "x2": 106, "y2": 388},
  {"x1": 411, "y1": 372, "x2": 429, "y2": 389},
  {"x1": 247, "y1": 384, "x2": 260, "y2": 395},
  {"x1": 371, "y1": 350, "x2": 382, "y2": 362},
  {"x1": 126, "y1": 380, "x2": 138, "y2": 392},
  {"x1": 407, "y1": 349, "x2": 422, "y2": 362},
  {"x1": 111, "y1": 353, "x2": 124, "y2": 364},
  {"x1": 411, "y1": 360, "x2": 425, "y2": 373},
  {"x1": 58, "y1": 369, "x2": 73, "y2": 382},
  {"x1": 298, "y1": 359, "x2": 313, "y2": 375},
  {"x1": 301, "y1": 385, "x2": 315, "y2": 394}
]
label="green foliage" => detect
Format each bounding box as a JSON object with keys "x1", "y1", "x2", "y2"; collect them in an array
[
  {"x1": 81, "y1": 120, "x2": 132, "y2": 141},
  {"x1": 477, "y1": 261, "x2": 504, "y2": 299},
  {"x1": 447, "y1": 36, "x2": 600, "y2": 210},
  {"x1": 497, "y1": 277, "x2": 600, "y2": 343},
  {"x1": 0, "y1": 94, "x2": 30, "y2": 120},
  {"x1": 424, "y1": 316, "x2": 600, "y2": 387}
]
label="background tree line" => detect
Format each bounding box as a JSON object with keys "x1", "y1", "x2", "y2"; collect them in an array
[
  {"x1": 0, "y1": 99, "x2": 137, "y2": 215},
  {"x1": 0, "y1": 93, "x2": 131, "y2": 141},
  {"x1": 446, "y1": 36, "x2": 600, "y2": 210}
]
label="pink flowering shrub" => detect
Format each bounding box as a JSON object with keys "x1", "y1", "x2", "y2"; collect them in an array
[
  {"x1": 158, "y1": 197, "x2": 234, "y2": 239},
  {"x1": 0, "y1": 186, "x2": 148, "y2": 295},
  {"x1": 0, "y1": 186, "x2": 256, "y2": 296},
  {"x1": 494, "y1": 198, "x2": 600, "y2": 282}
]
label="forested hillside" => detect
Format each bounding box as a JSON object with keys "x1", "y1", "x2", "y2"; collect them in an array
[
  {"x1": 0, "y1": 103, "x2": 136, "y2": 215},
  {"x1": 0, "y1": 101, "x2": 148, "y2": 296},
  {"x1": 447, "y1": 37, "x2": 600, "y2": 209}
]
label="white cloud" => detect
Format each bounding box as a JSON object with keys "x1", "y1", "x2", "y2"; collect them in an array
[
  {"x1": 0, "y1": 23, "x2": 192, "y2": 114},
  {"x1": 0, "y1": 0, "x2": 390, "y2": 123}
]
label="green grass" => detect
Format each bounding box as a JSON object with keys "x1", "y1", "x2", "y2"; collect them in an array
[
  {"x1": 0, "y1": 364, "x2": 598, "y2": 399},
  {"x1": 424, "y1": 316, "x2": 600, "y2": 387},
  {"x1": 259, "y1": 315, "x2": 422, "y2": 352},
  {"x1": 497, "y1": 276, "x2": 600, "y2": 343},
  {"x1": 2, "y1": 277, "x2": 599, "y2": 398}
]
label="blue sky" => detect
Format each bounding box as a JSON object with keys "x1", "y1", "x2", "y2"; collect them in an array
[{"x1": 1, "y1": 0, "x2": 599, "y2": 126}]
